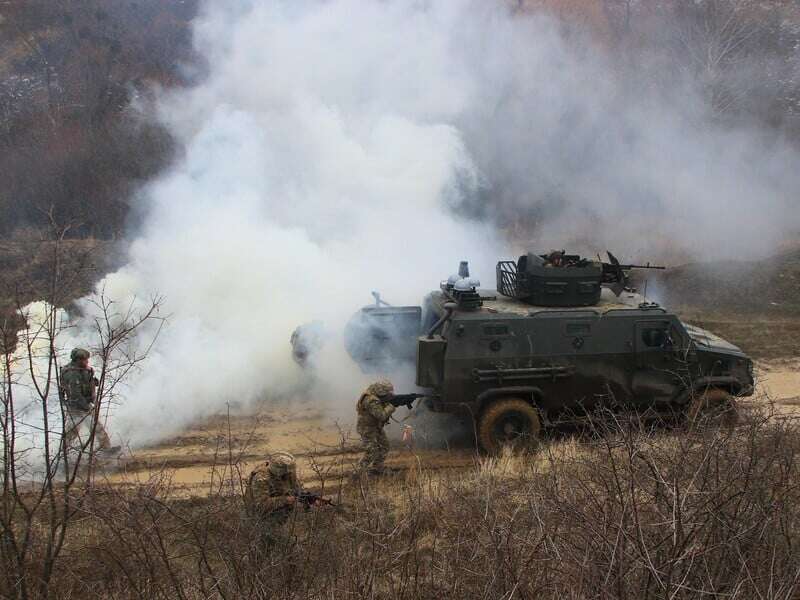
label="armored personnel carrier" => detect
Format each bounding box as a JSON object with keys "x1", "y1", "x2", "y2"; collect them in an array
[{"x1": 346, "y1": 252, "x2": 755, "y2": 452}]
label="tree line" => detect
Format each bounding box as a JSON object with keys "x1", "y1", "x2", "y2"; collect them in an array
[
  {"x1": 1, "y1": 0, "x2": 798, "y2": 238},
  {"x1": 0, "y1": 0, "x2": 199, "y2": 238}
]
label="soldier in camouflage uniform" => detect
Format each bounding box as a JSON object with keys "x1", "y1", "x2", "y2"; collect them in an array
[
  {"x1": 544, "y1": 249, "x2": 565, "y2": 268},
  {"x1": 356, "y1": 379, "x2": 396, "y2": 474},
  {"x1": 245, "y1": 452, "x2": 317, "y2": 549},
  {"x1": 60, "y1": 348, "x2": 118, "y2": 454}
]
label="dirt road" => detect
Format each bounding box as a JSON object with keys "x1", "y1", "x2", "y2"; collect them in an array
[
  {"x1": 103, "y1": 356, "x2": 800, "y2": 496},
  {"x1": 105, "y1": 402, "x2": 482, "y2": 494}
]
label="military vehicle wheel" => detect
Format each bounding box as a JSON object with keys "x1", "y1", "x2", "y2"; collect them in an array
[
  {"x1": 478, "y1": 398, "x2": 541, "y2": 454},
  {"x1": 687, "y1": 388, "x2": 738, "y2": 431}
]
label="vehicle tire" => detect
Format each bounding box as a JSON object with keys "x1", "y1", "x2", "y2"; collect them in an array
[
  {"x1": 687, "y1": 388, "x2": 738, "y2": 431},
  {"x1": 477, "y1": 398, "x2": 542, "y2": 454}
]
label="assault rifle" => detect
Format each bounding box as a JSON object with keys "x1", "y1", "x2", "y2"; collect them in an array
[
  {"x1": 295, "y1": 490, "x2": 336, "y2": 509},
  {"x1": 389, "y1": 393, "x2": 426, "y2": 409}
]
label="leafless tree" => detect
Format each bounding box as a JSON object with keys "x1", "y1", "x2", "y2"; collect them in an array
[
  {"x1": 669, "y1": 0, "x2": 762, "y2": 115},
  {"x1": 0, "y1": 216, "x2": 162, "y2": 599}
]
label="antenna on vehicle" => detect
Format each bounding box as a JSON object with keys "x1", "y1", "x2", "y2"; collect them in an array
[{"x1": 371, "y1": 291, "x2": 390, "y2": 307}]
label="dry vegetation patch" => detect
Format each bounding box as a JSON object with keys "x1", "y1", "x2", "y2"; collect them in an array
[{"x1": 5, "y1": 405, "x2": 800, "y2": 599}]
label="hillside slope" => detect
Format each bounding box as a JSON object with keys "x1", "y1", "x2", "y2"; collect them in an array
[
  {"x1": 0, "y1": 0, "x2": 198, "y2": 237},
  {"x1": 655, "y1": 248, "x2": 800, "y2": 314}
]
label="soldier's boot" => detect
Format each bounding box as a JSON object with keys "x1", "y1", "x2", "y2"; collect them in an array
[
  {"x1": 369, "y1": 466, "x2": 403, "y2": 475},
  {"x1": 97, "y1": 445, "x2": 122, "y2": 456},
  {"x1": 93, "y1": 422, "x2": 121, "y2": 455}
]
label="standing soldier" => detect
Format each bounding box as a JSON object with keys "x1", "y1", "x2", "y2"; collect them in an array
[
  {"x1": 59, "y1": 348, "x2": 119, "y2": 455},
  {"x1": 356, "y1": 379, "x2": 396, "y2": 475},
  {"x1": 245, "y1": 452, "x2": 322, "y2": 548}
]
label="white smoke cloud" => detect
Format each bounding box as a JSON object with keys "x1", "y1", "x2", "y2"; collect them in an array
[
  {"x1": 6, "y1": 0, "x2": 800, "y2": 452},
  {"x1": 446, "y1": 6, "x2": 800, "y2": 258},
  {"x1": 76, "y1": 0, "x2": 503, "y2": 446}
]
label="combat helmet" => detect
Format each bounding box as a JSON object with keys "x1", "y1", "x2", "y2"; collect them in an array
[
  {"x1": 366, "y1": 379, "x2": 394, "y2": 397},
  {"x1": 70, "y1": 348, "x2": 90, "y2": 361},
  {"x1": 267, "y1": 451, "x2": 297, "y2": 478}
]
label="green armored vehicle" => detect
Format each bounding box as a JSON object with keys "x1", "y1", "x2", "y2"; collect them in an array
[{"x1": 346, "y1": 252, "x2": 755, "y2": 451}]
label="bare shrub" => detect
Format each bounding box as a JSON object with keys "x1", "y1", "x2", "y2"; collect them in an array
[
  {"x1": 13, "y1": 400, "x2": 796, "y2": 599},
  {"x1": 0, "y1": 222, "x2": 163, "y2": 600}
]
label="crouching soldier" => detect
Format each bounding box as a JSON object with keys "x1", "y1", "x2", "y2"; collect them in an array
[
  {"x1": 60, "y1": 348, "x2": 119, "y2": 455},
  {"x1": 245, "y1": 452, "x2": 326, "y2": 549},
  {"x1": 356, "y1": 379, "x2": 397, "y2": 475}
]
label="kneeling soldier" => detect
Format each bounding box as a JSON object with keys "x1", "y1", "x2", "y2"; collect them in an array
[{"x1": 245, "y1": 452, "x2": 326, "y2": 548}]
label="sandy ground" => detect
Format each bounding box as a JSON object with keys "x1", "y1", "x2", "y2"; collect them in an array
[
  {"x1": 98, "y1": 357, "x2": 800, "y2": 497},
  {"x1": 104, "y1": 404, "x2": 479, "y2": 496},
  {"x1": 756, "y1": 359, "x2": 800, "y2": 404}
]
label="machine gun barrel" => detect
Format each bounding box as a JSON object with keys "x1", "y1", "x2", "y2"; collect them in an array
[
  {"x1": 616, "y1": 263, "x2": 665, "y2": 270},
  {"x1": 601, "y1": 252, "x2": 666, "y2": 296},
  {"x1": 390, "y1": 393, "x2": 425, "y2": 409}
]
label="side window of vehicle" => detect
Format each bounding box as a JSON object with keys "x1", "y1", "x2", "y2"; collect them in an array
[
  {"x1": 479, "y1": 323, "x2": 514, "y2": 354},
  {"x1": 566, "y1": 322, "x2": 591, "y2": 336},
  {"x1": 482, "y1": 324, "x2": 510, "y2": 336},
  {"x1": 641, "y1": 327, "x2": 673, "y2": 349}
]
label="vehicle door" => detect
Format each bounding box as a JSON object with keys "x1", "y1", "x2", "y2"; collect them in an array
[
  {"x1": 559, "y1": 318, "x2": 606, "y2": 410},
  {"x1": 631, "y1": 319, "x2": 685, "y2": 404},
  {"x1": 446, "y1": 319, "x2": 534, "y2": 398}
]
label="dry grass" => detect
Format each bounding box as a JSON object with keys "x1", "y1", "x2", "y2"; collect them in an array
[{"x1": 4, "y1": 403, "x2": 800, "y2": 599}]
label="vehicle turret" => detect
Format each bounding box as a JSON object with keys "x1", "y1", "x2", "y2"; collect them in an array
[{"x1": 497, "y1": 250, "x2": 664, "y2": 307}]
